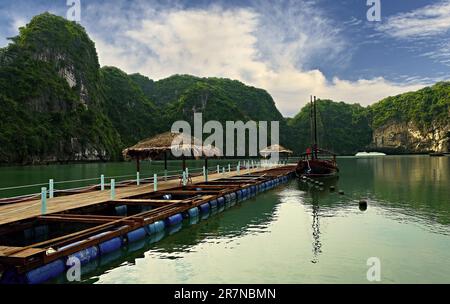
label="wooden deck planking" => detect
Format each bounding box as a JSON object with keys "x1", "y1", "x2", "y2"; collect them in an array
[{"x1": 0, "y1": 167, "x2": 271, "y2": 226}]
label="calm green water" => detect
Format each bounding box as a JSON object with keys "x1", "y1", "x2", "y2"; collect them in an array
[{"x1": 2, "y1": 156, "x2": 450, "y2": 283}]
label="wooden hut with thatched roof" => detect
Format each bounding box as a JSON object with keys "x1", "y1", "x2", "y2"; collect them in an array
[{"x1": 122, "y1": 131, "x2": 221, "y2": 172}]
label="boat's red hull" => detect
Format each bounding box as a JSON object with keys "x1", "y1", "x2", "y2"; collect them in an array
[{"x1": 296, "y1": 159, "x2": 339, "y2": 177}]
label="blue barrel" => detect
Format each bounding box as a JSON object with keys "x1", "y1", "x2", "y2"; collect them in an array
[
  {"x1": 201, "y1": 211, "x2": 210, "y2": 220},
  {"x1": 25, "y1": 259, "x2": 65, "y2": 284},
  {"x1": 236, "y1": 191, "x2": 242, "y2": 201},
  {"x1": 169, "y1": 223, "x2": 182, "y2": 235},
  {"x1": 189, "y1": 216, "x2": 199, "y2": 225},
  {"x1": 195, "y1": 188, "x2": 203, "y2": 191},
  {"x1": 210, "y1": 208, "x2": 218, "y2": 216},
  {"x1": 99, "y1": 249, "x2": 123, "y2": 267},
  {"x1": 98, "y1": 237, "x2": 122, "y2": 255},
  {"x1": 241, "y1": 189, "x2": 248, "y2": 199},
  {"x1": 163, "y1": 194, "x2": 172, "y2": 200},
  {"x1": 149, "y1": 231, "x2": 165, "y2": 244},
  {"x1": 199, "y1": 203, "x2": 210, "y2": 213},
  {"x1": 165, "y1": 213, "x2": 183, "y2": 226},
  {"x1": 128, "y1": 239, "x2": 146, "y2": 252},
  {"x1": 187, "y1": 207, "x2": 199, "y2": 218},
  {"x1": 147, "y1": 220, "x2": 165, "y2": 235},
  {"x1": 218, "y1": 206, "x2": 225, "y2": 213},
  {"x1": 217, "y1": 197, "x2": 225, "y2": 206},
  {"x1": 68, "y1": 246, "x2": 99, "y2": 265},
  {"x1": 230, "y1": 192, "x2": 237, "y2": 201},
  {"x1": 127, "y1": 228, "x2": 146, "y2": 243},
  {"x1": 224, "y1": 194, "x2": 231, "y2": 203},
  {"x1": 209, "y1": 199, "x2": 218, "y2": 209},
  {"x1": 115, "y1": 205, "x2": 127, "y2": 216}
]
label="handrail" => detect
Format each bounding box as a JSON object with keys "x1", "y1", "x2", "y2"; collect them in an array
[{"x1": 0, "y1": 161, "x2": 245, "y2": 202}]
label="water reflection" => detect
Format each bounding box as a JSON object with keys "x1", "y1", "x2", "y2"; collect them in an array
[
  {"x1": 311, "y1": 204, "x2": 321, "y2": 264},
  {"x1": 54, "y1": 187, "x2": 285, "y2": 283}
]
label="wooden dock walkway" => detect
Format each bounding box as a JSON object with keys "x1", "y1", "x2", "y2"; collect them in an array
[
  {"x1": 0, "y1": 167, "x2": 272, "y2": 226},
  {"x1": 0, "y1": 165, "x2": 296, "y2": 281}
]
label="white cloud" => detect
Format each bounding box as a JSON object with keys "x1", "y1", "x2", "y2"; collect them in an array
[
  {"x1": 378, "y1": 0, "x2": 450, "y2": 39},
  {"x1": 86, "y1": 1, "x2": 428, "y2": 117}
]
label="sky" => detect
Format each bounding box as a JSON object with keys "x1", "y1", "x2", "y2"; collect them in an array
[{"x1": 0, "y1": 0, "x2": 449, "y2": 117}]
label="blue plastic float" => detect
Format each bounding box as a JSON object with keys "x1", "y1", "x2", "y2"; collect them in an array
[{"x1": 165, "y1": 213, "x2": 183, "y2": 226}]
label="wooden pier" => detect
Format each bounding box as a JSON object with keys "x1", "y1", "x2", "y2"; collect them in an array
[{"x1": 0, "y1": 165, "x2": 296, "y2": 283}]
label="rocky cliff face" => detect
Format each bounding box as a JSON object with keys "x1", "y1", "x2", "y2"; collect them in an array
[
  {"x1": 370, "y1": 82, "x2": 450, "y2": 154},
  {"x1": 0, "y1": 13, "x2": 122, "y2": 164},
  {"x1": 372, "y1": 120, "x2": 450, "y2": 153}
]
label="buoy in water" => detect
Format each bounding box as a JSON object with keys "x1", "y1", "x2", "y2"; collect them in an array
[
  {"x1": 338, "y1": 190, "x2": 345, "y2": 195},
  {"x1": 359, "y1": 200, "x2": 368, "y2": 211},
  {"x1": 329, "y1": 186, "x2": 335, "y2": 192}
]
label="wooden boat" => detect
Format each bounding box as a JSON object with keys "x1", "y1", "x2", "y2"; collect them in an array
[{"x1": 296, "y1": 96, "x2": 339, "y2": 178}]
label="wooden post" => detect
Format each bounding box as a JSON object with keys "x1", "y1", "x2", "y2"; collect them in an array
[
  {"x1": 204, "y1": 158, "x2": 209, "y2": 182},
  {"x1": 100, "y1": 174, "x2": 105, "y2": 191},
  {"x1": 110, "y1": 179, "x2": 116, "y2": 200},
  {"x1": 136, "y1": 157, "x2": 141, "y2": 173},
  {"x1": 49, "y1": 179, "x2": 54, "y2": 199},
  {"x1": 164, "y1": 151, "x2": 168, "y2": 181},
  {"x1": 164, "y1": 151, "x2": 168, "y2": 170},
  {"x1": 41, "y1": 187, "x2": 47, "y2": 215}
]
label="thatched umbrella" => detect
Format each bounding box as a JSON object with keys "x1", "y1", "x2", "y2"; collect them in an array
[
  {"x1": 260, "y1": 144, "x2": 293, "y2": 161},
  {"x1": 122, "y1": 132, "x2": 221, "y2": 172}
]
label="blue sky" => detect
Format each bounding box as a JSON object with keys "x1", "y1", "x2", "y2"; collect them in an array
[{"x1": 1, "y1": 0, "x2": 449, "y2": 116}]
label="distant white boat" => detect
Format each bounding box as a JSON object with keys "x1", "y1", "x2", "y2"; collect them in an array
[{"x1": 355, "y1": 152, "x2": 386, "y2": 158}]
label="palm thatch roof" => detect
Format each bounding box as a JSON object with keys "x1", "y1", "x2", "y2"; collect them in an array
[
  {"x1": 122, "y1": 132, "x2": 221, "y2": 160},
  {"x1": 260, "y1": 144, "x2": 293, "y2": 157}
]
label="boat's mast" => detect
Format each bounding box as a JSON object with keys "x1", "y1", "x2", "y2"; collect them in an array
[
  {"x1": 313, "y1": 96, "x2": 318, "y2": 159},
  {"x1": 310, "y1": 95, "x2": 314, "y2": 159}
]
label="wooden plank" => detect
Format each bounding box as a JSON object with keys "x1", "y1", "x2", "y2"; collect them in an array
[
  {"x1": 37, "y1": 216, "x2": 122, "y2": 224},
  {"x1": 111, "y1": 199, "x2": 184, "y2": 204}
]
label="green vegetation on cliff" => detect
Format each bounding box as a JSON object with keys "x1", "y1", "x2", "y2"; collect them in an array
[
  {"x1": 101, "y1": 67, "x2": 162, "y2": 147},
  {"x1": 0, "y1": 13, "x2": 121, "y2": 163},
  {"x1": 369, "y1": 82, "x2": 450, "y2": 130},
  {"x1": 288, "y1": 100, "x2": 372, "y2": 155}
]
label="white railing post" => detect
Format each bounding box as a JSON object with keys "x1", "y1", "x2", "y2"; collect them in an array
[
  {"x1": 41, "y1": 187, "x2": 47, "y2": 215},
  {"x1": 110, "y1": 179, "x2": 116, "y2": 200},
  {"x1": 154, "y1": 174, "x2": 158, "y2": 191},
  {"x1": 49, "y1": 179, "x2": 54, "y2": 199},
  {"x1": 136, "y1": 172, "x2": 140, "y2": 186},
  {"x1": 100, "y1": 174, "x2": 105, "y2": 191}
]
